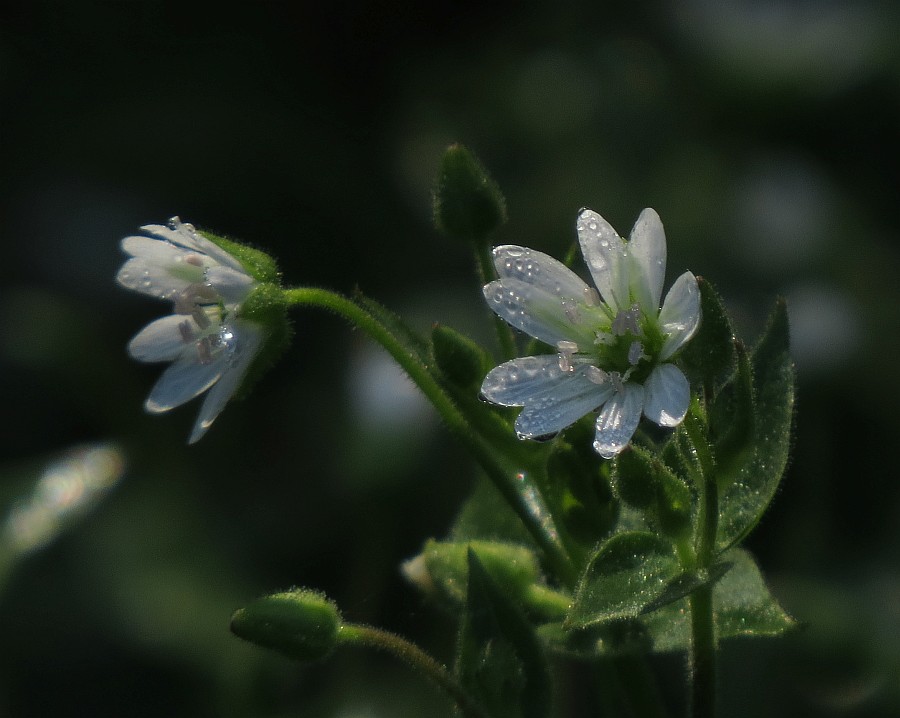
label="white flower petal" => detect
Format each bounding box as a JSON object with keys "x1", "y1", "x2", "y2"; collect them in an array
[
  {"x1": 207, "y1": 265, "x2": 256, "y2": 304},
  {"x1": 128, "y1": 315, "x2": 197, "y2": 362},
  {"x1": 144, "y1": 351, "x2": 227, "y2": 413},
  {"x1": 515, "y1": 370, "x2": 613, "y2": 439},
  {"x1": 116, "y1": 256, "x2": 196, "y2": 301},
  {"x1": 141, "y1": 218, "x2": 244, "y2": 272},
  {"x1": 492, "y1": 245, "x2": 591, "y2": 301},
  {"x1": 483, "y1": 278, "x2": 599, "y2": 348},
  {"x1": 593, "y1": 383, "x2": 645, "y2": 458},
  {"x1": 481, "y1": 355, "x2": 565, "y2": 406},
  {"x1": 188, "y1": 322, "x2": 264, "y2": 443},
  {"x1": 627, "y1": 208, "x2": 667, "y2": 311},
  {"x1": 577, "y1": 209, "x2": 629, "y2": 312},
  {"x1": 642, "y1": 363, "x2": 690, "y2": 427},
  {"x1": 659, "y1": 271, "x2": 701, "y2": 359}
]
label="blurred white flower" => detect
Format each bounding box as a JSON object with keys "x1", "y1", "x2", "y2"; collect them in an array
[
  {"x1": 117, "y1": 217, "x2": 264, "y2": 443},
  {"x1": 481, "y1": 208, "x2": 700, "y2": 458}
]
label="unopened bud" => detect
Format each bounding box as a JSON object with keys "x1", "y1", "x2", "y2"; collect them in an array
[
  {"x1": 230, "y1": 589, "x2": 341, "y2": 662},
  {"x1": 433, "y1": 144, "x2": 507, "y2": 242}
]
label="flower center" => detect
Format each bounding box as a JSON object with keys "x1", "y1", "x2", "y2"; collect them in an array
[{"x1": 555, "y1": 303, "x2": 665, "y2": 386}]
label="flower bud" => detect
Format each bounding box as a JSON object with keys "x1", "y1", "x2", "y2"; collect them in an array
[
  {"x1": 431, "y1": 323, "x2": 492, "y2": 390},
  {"x1": 403, "y1": 539, "x2": 539, "y2": 607},
  {"x1": 433, "y1": 144, "x2": 507, "y2": 242},
  {"x1": 614, "y1": 446, "x2": 692, "y2": 539},
  {"x1": 230, "y1": 589, "x2": 341, "y2": 662}
]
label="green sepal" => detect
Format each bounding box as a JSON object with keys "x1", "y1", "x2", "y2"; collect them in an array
[
  {"x1": 613, "y1": 446, "x2": 693, "y2": 540},
  {"x1": 708, "y1": 339, "x2": 755, "y2": 480},
  {"x1": 199, "y1": 229, "x2": 281, "y2": 284},
  {"x1": 456, "y1": 550, "x2": 551, "y2": 718},
  {"x1": 432, "y1": 323, "x2": 493, "y2": 391},
  {"x1": 433, "y1": 144, "x2": 507, "y2": 242},
  {"x1": 642, "y1": 548, "x2": 797, "y2": 652},
  {"x1": 230, "y1": 588, "x2": 341, "y2": 662},
  {"x1": 717, "y1": 299, "x2": 794, "y2": 550},
  {"x1": 678, "y1": 278, "x2": 736, "y2": 389},
  {"x1": 231, "y1": 283, "x2": 293, "y2": 401},
  {"x1": 566, "y1": 531, "x2": 680, "y2": 628},
  {"x1": 409, "y1": 539, "x2": 541, "y2": 608}
]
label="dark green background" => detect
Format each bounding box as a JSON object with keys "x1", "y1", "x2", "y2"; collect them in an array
[{"x1": 1, "y1": 1, "x2": 898, "y2": 716}]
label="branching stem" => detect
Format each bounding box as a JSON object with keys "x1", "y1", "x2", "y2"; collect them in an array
[{"x1": 283, "y1": 287, "x2": 576, "y2": 587}]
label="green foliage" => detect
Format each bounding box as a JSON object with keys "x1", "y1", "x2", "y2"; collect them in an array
[
  {"x1": 200, "y1": 229, "x2": 281, "y2": 285},
  {"x1": 715, "y1": 299, "x2": 794, "y2": 550},
  {"x1": 432, "y1": 323, "x2": 494, "y2": 391},
  {"x1": 567, "y1": 531, "x2": 680, "y2": 627},
  {"x1": 613, "y1": 446, "x2": 693, "y2": 539},
  {"x1": 230, "y1": 589, "x2": 341, "y2": 662},
  {"x1": 433, "y1": 144, "x2": 507, "y2": 242},
  {"x1": 678, "y1": 278, "x2": 737, "y2": 389},
  {"x1": 413, "y1": 538, "x2": 542, "y2": 608},
  {"x1": 235, "y1": 283, "x2": 294, "y2": 400},
  {"x1": 456, "y1": 550, "x2": 551, "y2": 718},
  {"x1": 643, "y1": 549, "x2": 796, "y2": 652}
]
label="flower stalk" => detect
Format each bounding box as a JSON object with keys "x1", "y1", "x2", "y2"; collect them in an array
[
  {"x1": 338, "y1": 624, "x2": 490, "y2": 718},
  {"x1": 282, "y1": 287, "x2": 577, "y2": 587}
]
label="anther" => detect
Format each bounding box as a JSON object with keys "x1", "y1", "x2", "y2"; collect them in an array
[
  {"x1": 556, "y1": 340, "x2": 578, "y2": 372},
  {"x1": 586, "y1": 366, "x2": 608, "y2": 384},
  {"x1": 178, "y1": 320, "x2": 195, "y2": 344},
  {"x1": 628, "y1": 341, "x2": 648, "y2": 366}
]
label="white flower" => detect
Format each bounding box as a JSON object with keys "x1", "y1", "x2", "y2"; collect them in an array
[
  {"x1": 481, "y1": 208, "x2": 701, "y2": 458},
  {"x1": 117, "y1": 217, "x2": 264, "y2": 443}
]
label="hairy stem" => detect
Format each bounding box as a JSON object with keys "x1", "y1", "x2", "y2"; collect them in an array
[
  {"x1": 283, "y1": 287, "x2": 576, "y2": 587},
  {"x1": 683, "y1": 410, "x2": 718, "y2": 718},
  {"x1": 339, "y1": 624, "x2": 489, "y2": 718}
]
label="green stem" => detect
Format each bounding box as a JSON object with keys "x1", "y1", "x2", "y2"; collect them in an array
[
  {"x1": 683, "y1": 409, "x2": 718, "y2": 718},
  {"x1": 688, "y1": 585, "x2": 716, "y2": 718},
  {"x1": 282, "y1": 287, "x2": 576, "y2": 587},
  {"x1": 475, "y1": 241, "x2": 517, "y2": 361},
  {"x1": 339, "y1": 623, "x2": 489, "y2": 718}
]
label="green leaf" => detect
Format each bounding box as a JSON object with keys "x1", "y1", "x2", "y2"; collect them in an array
[
  {"x1": 642, "y1": 548, "x2": 796, "y2": 652},
  {"x1": 456, "y1": 550, "x2": 551, "y2": 718},
  {"x1": 716, "y1": 299, "x2": 794, "y2": 550},
  {"x1": 567, "y1": 531, "x2": 680, "y2": 628},
  {"x1": 613, "y1": 446, "x2": 694, "y2": 540},
  {"x1": 708, "y1": 339, "x2": 755, "y2": 479},
  {"x1": 547, "y1": 427, "x2": 619, "y2": 548},
  {"x1": 451, "y1": 477, "x2": 535, "y2": 546},
  {"x1": 678, "y1": 278, "x2": 737, "y2": 389}
]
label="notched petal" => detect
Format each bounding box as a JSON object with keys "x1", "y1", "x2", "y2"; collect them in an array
[
  {"x1": 593, "y1": 384, "x2": 644, "y2": 458},
  {"x1": 643, "y1": 363, "x2": 690, "y2": 427},
  {"x1": 627, "y1": 208, "x2": 667, "y2": 311},
  {"x1": 659, "y1": 271, "x2": 701, "y2": 360}
]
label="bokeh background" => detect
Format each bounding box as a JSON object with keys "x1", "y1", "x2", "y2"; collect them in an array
[{"x1": 1, "y1": 1, "x2": 899, "y2": 716}]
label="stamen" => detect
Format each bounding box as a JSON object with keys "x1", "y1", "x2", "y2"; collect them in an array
[
  {"x1": 586, "y1": 366, "x2": 608, "y2": 385},
  {"x1": 610, "y1": 371, "x2": 626, "y2": 393},
  {"x1": 196, "y1": 337, "x2": 213, "y2": 365},
  {"x1": 178, "y1": 320, "x2": 195, "y2": 343},
  {"x1": 611, "y1": 304, "x2": 641, "y2": 336},
  {"x1": 556, "y1": 340, "x2": 578, "y2": 372},
  {"x1": 628, "y1": 341, "x2": 648, "y2": 366}
]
